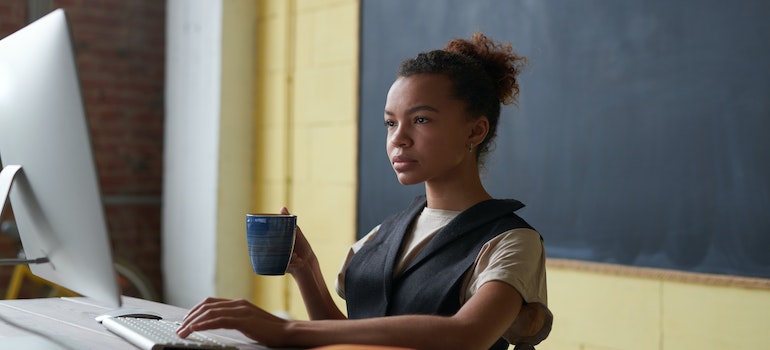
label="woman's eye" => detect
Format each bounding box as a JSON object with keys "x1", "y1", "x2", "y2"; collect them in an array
[
  {"x1": 415, "y1": 117, "x2": 427, "y2": 124},
  {"x1": 384, "y1": 120, "x2": 396, "y2": 127}
]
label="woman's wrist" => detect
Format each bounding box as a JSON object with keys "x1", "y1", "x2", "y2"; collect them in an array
[
  {"x1": 288, "y1": 251, "x2": 319, "y2": 281},
  {"x1": 281, "y1": 319, "x2": 303, "y2": 345}
]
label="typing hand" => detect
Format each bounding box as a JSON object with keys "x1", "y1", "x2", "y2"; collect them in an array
[{"x1": 176, "y1": 297, "x2": 290, "y2": 347}]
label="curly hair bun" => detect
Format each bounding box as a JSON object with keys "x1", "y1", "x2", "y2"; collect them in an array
[{"x1": 443, "y1": 33, "x2": 527, "y2": 105}]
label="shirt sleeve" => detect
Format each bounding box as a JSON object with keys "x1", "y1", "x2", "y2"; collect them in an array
[
  {"x1": 335, "y1": 225, "x2": 380, "y2": 299},
  {"x1": 462, "y1": 228, "x2": 552, "y2": 345},
  {"x1": 464, "y1": 228, "x2": 547, "y2": 305}
]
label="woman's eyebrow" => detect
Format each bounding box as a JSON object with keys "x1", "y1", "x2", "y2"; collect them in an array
[{"x1": 384, "y1": 105, "x2": 439, "y2": 116}]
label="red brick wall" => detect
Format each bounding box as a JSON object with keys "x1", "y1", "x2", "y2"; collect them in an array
[{"x1": 0, "y1": 0, "x2": 165, "y2": 301}]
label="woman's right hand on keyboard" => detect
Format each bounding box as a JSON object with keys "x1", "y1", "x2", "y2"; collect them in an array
[{"x1": 176, "y1": 297, "x2": 292, "y2": 348}]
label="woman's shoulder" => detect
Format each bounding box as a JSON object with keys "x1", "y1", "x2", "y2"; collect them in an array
[
  {"x1": 350, "y1": 224, "x2": 381, "y2": 254},
  {"x1": 486, "y1": 227, "x2": 542, "y2": 250},
  {"x1": 471, "y1": 228, "x2": 545, "y2": 292}
]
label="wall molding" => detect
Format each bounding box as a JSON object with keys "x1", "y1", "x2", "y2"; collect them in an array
[{"x1": 547, "y1": 258, "x2": 770, "y2": 290}]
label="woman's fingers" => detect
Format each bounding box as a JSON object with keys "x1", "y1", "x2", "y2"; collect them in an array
[
  {"x1": 178, "y1": 298, "x2": 247, "y2": 337},
  {"x1": 177, "y1": 298, "x2": 288, "y2": 345},
  {"x1": 279, "y1": 206, "x2": 315, "y2": 275}
]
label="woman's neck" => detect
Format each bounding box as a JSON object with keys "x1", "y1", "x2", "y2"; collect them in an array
[{"x1": 424, "y1": 176, "x2": 492, "y2": 212}]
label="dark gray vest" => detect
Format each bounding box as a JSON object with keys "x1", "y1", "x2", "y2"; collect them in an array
[{"x1": 345, "y1": 196, "x2": 534, "y2": 350}]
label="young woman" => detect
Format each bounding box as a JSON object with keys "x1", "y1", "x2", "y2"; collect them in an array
[{"x1": 177, "y1": 33, "x2": 552, "y2": 350}]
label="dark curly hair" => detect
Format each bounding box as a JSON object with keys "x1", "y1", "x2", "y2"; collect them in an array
[{"x1": 397, "y1": 33, "x2": 527, "y2": 165}]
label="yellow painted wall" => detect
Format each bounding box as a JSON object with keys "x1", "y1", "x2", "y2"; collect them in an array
[
  {"x1": 540, "y1": 261, "x2": 770, "y2": 350},
  {"x1": 250, "y1": 0, "x2": 358, "y2": 317},
  {"x1": 242, "y1": 1, "x2": 770, "y2": 349}
]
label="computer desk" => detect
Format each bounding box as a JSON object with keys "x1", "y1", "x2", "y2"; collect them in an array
[
  {"x1": 0, "y1": 296, "x2": 415, "y2": 350},
  {"x1": 0, "y1": 295, "x2": 264, "y2": 349}
]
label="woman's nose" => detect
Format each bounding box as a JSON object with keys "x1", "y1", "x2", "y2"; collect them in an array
[{"x1": 389, "y1": 124, "x2": 411, "y2": 148}]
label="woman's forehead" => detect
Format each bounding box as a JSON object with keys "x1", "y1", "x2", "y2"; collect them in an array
[{"x1": 385, "y1": 74, "x2": 456, "y2": 109}]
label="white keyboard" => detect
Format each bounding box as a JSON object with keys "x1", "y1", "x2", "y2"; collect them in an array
[{"x1": 101, "y1": 316, "x2": 238, "y2": 350}]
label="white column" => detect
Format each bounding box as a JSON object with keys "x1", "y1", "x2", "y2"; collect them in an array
[{"x1": 163, "y1": 0, "x2": 223, "y2": 307}]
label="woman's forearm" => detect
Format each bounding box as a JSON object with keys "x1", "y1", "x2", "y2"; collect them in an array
[
  {"x1": 284, "y1": 314, "x2": 492, "y2": 350},
  {"x1": 282, "y1": 280, "x2": 522, "y2": 350},
  {"x1": 291, "y1": 253, "x2": 346, "y2": 320},
  {"x1": 178, "y1": 280, "x2": 521, "y2": 350}
]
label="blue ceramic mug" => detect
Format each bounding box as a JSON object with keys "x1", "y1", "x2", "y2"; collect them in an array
[{"x1": 246, "y1": 214, "x2": 297, "y2": 275}]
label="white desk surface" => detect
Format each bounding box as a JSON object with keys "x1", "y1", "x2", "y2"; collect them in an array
[{"x1": 0, "y1": 296, "x2": 269, "y2": 349}]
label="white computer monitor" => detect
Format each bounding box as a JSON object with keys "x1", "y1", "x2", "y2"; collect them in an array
[{"x1": 0, "y1": 9, "x2": 121, "y2": 308}]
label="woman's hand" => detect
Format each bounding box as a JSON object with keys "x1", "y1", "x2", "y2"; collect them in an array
[
  {"x1": 176, "y1": 297, "x2": 291, "y2": 347},
  {"x1": 281, "y1": 207, "x2": 316, "y2": 276},
  {"x1": 279, "y1": 207, "x2": 347, "y2": 321}
]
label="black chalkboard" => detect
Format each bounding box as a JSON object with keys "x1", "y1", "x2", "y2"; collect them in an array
[{"x1": 357, "y1": 0, "x2": 770, "y2": 279}]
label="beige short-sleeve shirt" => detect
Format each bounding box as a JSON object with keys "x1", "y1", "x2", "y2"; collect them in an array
[{"x1": 336, "y1": 207, "x2": 552, "y2": 345}]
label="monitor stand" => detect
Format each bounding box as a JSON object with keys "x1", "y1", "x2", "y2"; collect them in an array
[{"x1": 0, "y1": 165, "x2": 49, "y2": 266}]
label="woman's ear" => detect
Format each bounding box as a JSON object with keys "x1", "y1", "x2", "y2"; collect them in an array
[{"x1": 468, "y1": 116, "x2": 490, "y2": 146}]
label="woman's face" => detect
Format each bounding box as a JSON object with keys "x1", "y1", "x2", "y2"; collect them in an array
[{"x1": 384, "y1": 74, "x2": 483, "y2": 186}]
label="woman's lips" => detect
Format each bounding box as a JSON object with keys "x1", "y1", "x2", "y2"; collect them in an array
[{"x1": 391, "y1": 155, "x2": 417, "y2": 171}]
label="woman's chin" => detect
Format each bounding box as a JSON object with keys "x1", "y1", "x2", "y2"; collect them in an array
[{"x1": 395, "y1": 173, "x2": 424, "y2": 186}]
